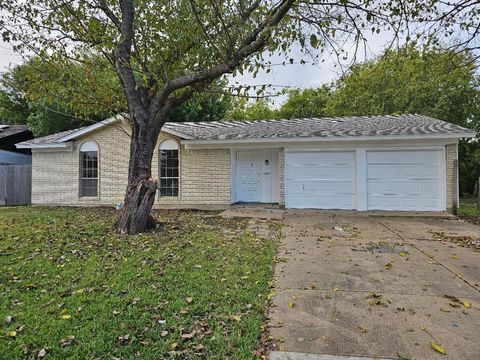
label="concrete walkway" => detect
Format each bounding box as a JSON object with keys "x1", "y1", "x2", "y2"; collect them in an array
[{"x1": 268, "y1": 211, "x2": 480, "y2": 360}]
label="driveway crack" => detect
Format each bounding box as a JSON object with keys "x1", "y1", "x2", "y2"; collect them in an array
[{"x1": 374, "y1": 219, "x2": 480, "y2": 294}]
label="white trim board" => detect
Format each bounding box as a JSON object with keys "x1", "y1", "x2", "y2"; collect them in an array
[{"x1": 182, "y1": 132, "x2": 474, "y2": 149}]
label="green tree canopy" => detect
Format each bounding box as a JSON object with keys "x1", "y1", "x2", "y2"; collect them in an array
[
  {"x1": 279, "y1": 86, "x2": 331, "y2": 118},
  {"x1": 0, "y1": 59, "x2": 236, "y2": 135},
  {"x1": 226, "y1": 98, "x2": 277, "y2": 120},
  {"x1": 326, "y1": 46, "x2": 480, "y2": 131}
]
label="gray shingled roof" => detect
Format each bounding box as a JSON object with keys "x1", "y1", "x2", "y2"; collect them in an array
[
  {"x1": 0, "y1": 124, "x2": 31, "y2": 139},
  {"x1": 18, "y1": 127, "x2": 85, "y2": 146},
  {"x1": 164, "y1": 114, "x2": 475, "y2": 140},
  {"x1": 17, "y1": 114, "x2": 475, "y2": 147}
]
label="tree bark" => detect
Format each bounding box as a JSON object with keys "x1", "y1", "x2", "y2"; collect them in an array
[{"x1": 115, "y1": 120, "x2": 160, "y2": 234}]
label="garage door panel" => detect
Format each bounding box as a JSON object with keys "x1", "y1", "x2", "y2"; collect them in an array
[
  {"x1": 285, "y1": 151, "x2": 355, "y2": 209},
  {"x1": 288, "y1": 194, "x2": 354, "y2": 209},
  {"x1": 287, "y1": 165, "x2": 354, "y2": 180},
  {"x1": 367, "y1": 150, "x2": 440, "y2": 164},
  {"x1": 368, "y1": 180, "x2": 439, "y2": 196},
  {"x1": 366, "y1": 150, "x2": 443, "y2": 211},
  {"x1": 288, "y1": 151, "x2": 354, "y2": 164}
]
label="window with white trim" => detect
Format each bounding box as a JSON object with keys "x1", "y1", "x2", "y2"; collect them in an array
[
  {"x1": 159, "y1": 140, "x2": 179, "y2": 197},
  {"x1": 79, "y1": 141, "x2": 98, "y2": 197}
]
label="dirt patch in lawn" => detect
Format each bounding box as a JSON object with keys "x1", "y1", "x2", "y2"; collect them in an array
[{"x1": 458, "y1": 214, "x2": 480, "y2": 226}]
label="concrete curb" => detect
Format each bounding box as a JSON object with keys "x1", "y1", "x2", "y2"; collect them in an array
[{"x1": 269, "y1": 352, "x2": 394, "y2": 360}]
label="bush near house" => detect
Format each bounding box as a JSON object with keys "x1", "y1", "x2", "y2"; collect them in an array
[{"x1": 0, "y1": 207, "x2": 279, "y2": 359}]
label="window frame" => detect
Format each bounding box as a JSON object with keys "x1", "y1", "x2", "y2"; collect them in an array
[
  {"x1": 79, "y1": 141, "x2": 99, "y2": 198},
  {"x1": 159, "y1": 140, "x2": 179, "y2": 197}
]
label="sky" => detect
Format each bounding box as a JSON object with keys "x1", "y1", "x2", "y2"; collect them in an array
[{"x1": 0, "y1": 31, "x2": 394, "y2": 106}]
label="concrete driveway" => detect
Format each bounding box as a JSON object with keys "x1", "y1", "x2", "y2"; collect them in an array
[{"x1": 268, "y1": 211, "x2": 480, "y2": 360}]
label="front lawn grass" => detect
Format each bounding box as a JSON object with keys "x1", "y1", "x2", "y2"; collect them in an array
[
  {"x1": 0, "y1": 207, "x2": 279, "y2": 359},
  {"x1": 459, "y1": 197, "x2": 480, "y2": 217}
]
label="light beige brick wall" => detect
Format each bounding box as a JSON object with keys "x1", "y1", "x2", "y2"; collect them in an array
[
  {"x1": 32, "y1": 150, "x2": 79, "y2": 204},
  {"x1": 31, "y1": 122, "x2": 231, "y2": 207},
  {"x1": 445, "y1": 142, "x2": 458, "y2": 212},
  {"x1": 278, "y1": 148, "x2": 285, "y2": 206}
]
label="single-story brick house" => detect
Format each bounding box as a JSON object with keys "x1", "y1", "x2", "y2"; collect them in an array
[{"x1": 16, "y1": 114, "x2": 475, "y2": 212}]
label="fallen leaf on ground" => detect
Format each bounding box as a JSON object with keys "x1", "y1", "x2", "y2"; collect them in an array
[
  {"x1": 59, "y1": 336, "x2": 75, "y2": 347},
  {"x1": 181, "y1": 332, "x2": 195, "y2": 339},
  {"x1": 186, "y1": 297, "x2": 193, "y2": 303},
  {"x1": 463, "y1": 301, "x2": 471, "y2": 308},
  {"x1": 38, "y1": 348, "x2": 47, "y2": 358},
  {"x1": 451, "y1": 255, "x2": 459, "y2": 260},
  {"x1": 229, "y1": 315, "x2": 241, "y2": 322},
  {"x1": 431, "y1": 341, "x2": 446, "y2": 354},
  {"x1": 288, "y1": 295, "x2": 296, "y2": 308},
  {"x1": 61, "y1": 315, "x2": 71, "y2": 320},
  {"x1": 118, "y1": 334, "x2": 130, "y2": 344},
  {"x1": 358, "y1": 326, "x2": 367, "y2": 333},
  {"x1": 6, "y1": 330, "x2": 16, "y2": 337},
  {"x1": 384, "y1": 262, "x2": 393, "y2": 270}
]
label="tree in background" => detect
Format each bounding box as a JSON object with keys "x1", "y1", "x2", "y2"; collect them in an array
[
  {"x1": 279, "y1": 86, "x2": 331, "y2": 118},
  {"x1": 326, "y1": 46, "x2": 480, "y2": 129},
  {"x1": 169, "y1": 81, "x2": 234, "y2": 123},
  {"x1": 0, "y1": 56, "x2": 120, "y2": 135},
  {"x1": 226, "y1": 98, "x2": 277, "y2": 120}
]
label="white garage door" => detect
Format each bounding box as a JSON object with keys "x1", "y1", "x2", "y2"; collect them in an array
[
  {"x1": 285, "y1": 151, "x2": 355, "y2": 209},
  {"x1": 366, "y1": 150, "x2": 444, "y2": 211}
]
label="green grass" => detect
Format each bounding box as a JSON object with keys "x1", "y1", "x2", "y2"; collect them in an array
[
  {"x1": 0, "y1": 207, "x2": 279, "y2": 359},
  {"x1": 459, "y1": 197, "x2": 480, "y2": 217}
]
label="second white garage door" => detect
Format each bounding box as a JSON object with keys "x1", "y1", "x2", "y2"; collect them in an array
[
  {"x1": 285, "y1": 151, "x2": 355, "y2": 209},
  {"x1": 366, "y1": 150, "x2": 444, "y2": 211}
]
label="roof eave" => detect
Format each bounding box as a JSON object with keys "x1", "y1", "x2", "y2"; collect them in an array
[
  {"x1": 56, "y1": 114, "x2": 124, "y2": 142},
  {"x1": 16, "y1": 142, "x2": 72, "y2": 149},
  {"x1": 181, "y1": 132, "x2": 477, "y2": 147},
  {"x1": 162, "y1": 127, "x2": 195, "y2": 140}
]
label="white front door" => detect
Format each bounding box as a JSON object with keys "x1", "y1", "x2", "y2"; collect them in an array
[
  {"x1": 236, "y1": 150, "x2": 279, "y2": 203},
  {"x1": 237, "y1": 151, "x2": 261, "y2": 202}
]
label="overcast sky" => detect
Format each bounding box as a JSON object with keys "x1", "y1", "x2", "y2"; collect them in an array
[{"x1": 0, "y1": 31, "x2": 394, "y2": 106}]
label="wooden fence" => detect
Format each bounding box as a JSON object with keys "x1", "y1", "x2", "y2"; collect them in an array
[{"x1": 0, "y1": 165, "x2": 32, "y2": 206}]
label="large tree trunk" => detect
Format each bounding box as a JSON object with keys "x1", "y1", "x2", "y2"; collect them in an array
[{"x1": 115, "y1": 121, "x2": 160, "y2": 234}]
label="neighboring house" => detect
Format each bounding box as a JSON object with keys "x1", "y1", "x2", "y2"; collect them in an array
[
  {"x1": 0, "y1": 124, "x2": 33, "y2": 165},
  {"x1": 16, "y1": 114, "x2": 476, "y2": 212}
]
